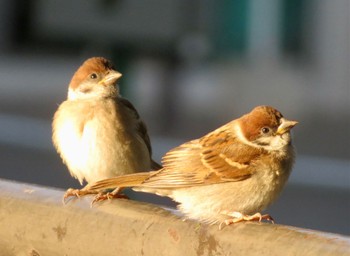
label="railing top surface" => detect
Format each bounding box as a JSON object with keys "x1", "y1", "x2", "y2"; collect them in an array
[{"x1": 0, "y1": 178, "x2": 349, "y2": 256}]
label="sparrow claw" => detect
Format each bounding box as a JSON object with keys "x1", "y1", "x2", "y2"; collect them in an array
[
  {"x1": 219, "y1": 211, "x2": 275, "y2": 229},
  {"x1": 62, "y1": 188, "x2": 98, "y2": 204},
  {"x1": 260, "y1": 214, "x2": 275, "y2": 223},
  {"x1": 91, "y1": 192, "x2": 111, "y2": 206},
  {"x1": 62, "y1": 188, "x2": 80, "y2": 204},
  {"x1": 90, "y1": 187, "x2": 128, "y2": 207}
]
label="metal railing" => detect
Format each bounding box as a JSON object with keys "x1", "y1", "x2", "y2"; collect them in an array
[{"x1": 0, "y1": 178, "x2": 349, "y2": 256}]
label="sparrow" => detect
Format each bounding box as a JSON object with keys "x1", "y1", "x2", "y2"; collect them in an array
[
  {"x1": 52, "y1": 57, "x2": 161, "y2": 199},
  {"x1": 86, "y1": 105, "x2": 298, "y2": 227}
]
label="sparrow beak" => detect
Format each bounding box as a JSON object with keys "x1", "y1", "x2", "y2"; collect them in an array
[
  {"x1": 276, "y1": 118, "x2": 298, "y2": 135},
  {"x1": 98, "y1": 71, "x2": 122, "y2": 86}
]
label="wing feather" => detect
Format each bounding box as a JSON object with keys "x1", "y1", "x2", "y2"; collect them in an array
[
  {"x1": 140, "y1": 124, "x2": 262, "y2": 188},
  {"x1": 119, "y1": 97, "x2": 162, "y2": 170}
]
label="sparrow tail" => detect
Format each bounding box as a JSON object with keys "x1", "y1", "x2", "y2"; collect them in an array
[{"x1": 86, "y1": 171, "x2": 155, "y2": 191}]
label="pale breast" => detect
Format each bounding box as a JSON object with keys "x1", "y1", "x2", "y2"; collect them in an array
[
  {"x1": 53, "y1": 99, "x2": 151, "y2": 184},
  {"x1": 169, "y1": 150, "x2": 294, "y2": 224}
]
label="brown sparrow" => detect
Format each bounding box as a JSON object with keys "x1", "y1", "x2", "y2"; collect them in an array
[
  {"x1": 52, "y1": 57, "x2": 161, "y2": 199},
  {"x1": 86, "y1": 105, "x2": 298, "y2": 227}
]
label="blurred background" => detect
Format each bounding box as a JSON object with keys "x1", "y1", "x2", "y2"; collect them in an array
[{"x1": 0, "y1": 0, "x2": 349, "y2": 235}]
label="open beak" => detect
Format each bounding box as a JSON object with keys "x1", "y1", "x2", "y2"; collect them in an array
[
  {"x1": 276, "y1": 118, "x2": 298, "y2": 135},
  {"x1": 98, "y1": 71, "x2": 122, "y2": 86}
]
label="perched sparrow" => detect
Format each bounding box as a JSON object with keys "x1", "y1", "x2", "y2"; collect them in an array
[
  {"x1": 86, "y1": 105, "x2": 298, "y2": 227},
  {"x1": 52, "y1": 57, "x2": 161, "y2": 199}
]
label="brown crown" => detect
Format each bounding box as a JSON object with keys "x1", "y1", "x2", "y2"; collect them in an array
[
  {"x1": 68, "y1": 57, "x2": 115, "y2": 89},
  {"x1": 239, "y1": 106, "x2": 284, "y2": 141}
]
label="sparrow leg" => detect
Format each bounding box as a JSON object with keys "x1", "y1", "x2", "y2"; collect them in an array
[
  {"x1": 219, "y1": 211, "x2": 274, "y2": 229},
  {"x1": 62, "y1": 187, "x2": 99, "y2": 204},
  {"x1": 91, "y1": 187, "x2": 128, "y2": 206}
]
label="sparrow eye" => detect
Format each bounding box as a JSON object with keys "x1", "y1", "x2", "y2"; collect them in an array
[
  {"x1": 90, "y1": 73, "x2": 98, "y2": 79},
  {"x1": 261, "y1": 127, "x2": 270, "y2": 134}
]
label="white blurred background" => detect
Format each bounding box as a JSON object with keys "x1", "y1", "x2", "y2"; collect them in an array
[{"x1": 0, "y1": 0, "x2": 349, "y2": 235}]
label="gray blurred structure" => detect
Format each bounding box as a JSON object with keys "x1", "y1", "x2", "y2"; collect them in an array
[{"x1": 0, "y1": 0, "x2": 349, "y2": 236}]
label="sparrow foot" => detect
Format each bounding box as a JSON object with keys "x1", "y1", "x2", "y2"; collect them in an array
[
  {"x1": 62, "y1": 188, "x2": 98, "y2": 204},
  {"x1": 91, "y1": 187, "x2": 128, "y2": 206},
  {"x1": 219, "y1": 211, "x2": 274, "y2": 230}
]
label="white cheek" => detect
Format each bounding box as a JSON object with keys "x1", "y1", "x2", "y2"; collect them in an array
[
  {"x1": 68, "y1": 86, "x2": 106, "y2": 100},
  {"x1": 68, "y1": 88, "x2": 87, "y2": 100},
  {"x1": 68, "y1": 84, "x2": 118, "y2": 101}
]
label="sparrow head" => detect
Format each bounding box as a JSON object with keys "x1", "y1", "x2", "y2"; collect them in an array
[
  {"x1": 238, "y1": 106, "x2": 298, "y2": 150},
  {"x1": 67, "y1": 57, "x2": 122, "y2": 100}
]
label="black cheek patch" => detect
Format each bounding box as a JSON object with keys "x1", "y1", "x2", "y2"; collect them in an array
[
  {"x1": 79, "y1": 87, "x2": 92, "y2": 94},
  {"x1": 256, "y1": 141, "x2": 269, "y2": 146}
]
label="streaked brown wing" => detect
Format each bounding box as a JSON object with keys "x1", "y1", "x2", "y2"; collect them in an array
[{"x1": 141, "y1": 124, "x2": 256, "y2": 189}]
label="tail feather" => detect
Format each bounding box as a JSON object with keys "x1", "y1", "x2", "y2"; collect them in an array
[{"x1": 86, "y1": 172, "x2": 155, "y2": 191}]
